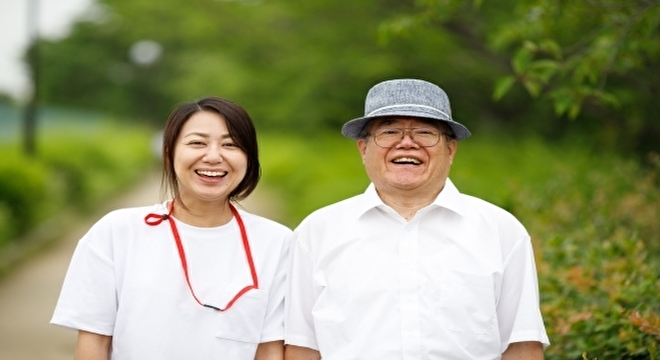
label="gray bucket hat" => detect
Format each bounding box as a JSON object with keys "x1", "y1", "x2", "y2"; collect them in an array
[{"x1": 341, "y1": 79, "x2": 471, "y2": 141}]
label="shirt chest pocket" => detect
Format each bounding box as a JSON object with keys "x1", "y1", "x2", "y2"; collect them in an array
[
  {"x1": 425, "y1": 269, "x2": 497, "y2": 336},
  {"x1": 215, "y1": 289, "x2": 270, "y2": 344}
]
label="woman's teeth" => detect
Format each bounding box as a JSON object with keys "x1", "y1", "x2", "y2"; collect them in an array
[{"x1": 196, "y1": 170, "x2": 228, "y2": 177}]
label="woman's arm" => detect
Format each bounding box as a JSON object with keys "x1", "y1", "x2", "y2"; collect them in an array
[
  {"x1": 255, "y1": 340, "x2": 284, "y2": 360},
  {"x1": 74, "y1": 330, "x2": 112, "y2": 360}
]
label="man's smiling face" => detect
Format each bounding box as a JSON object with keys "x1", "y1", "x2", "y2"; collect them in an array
[{"x1": 357, "y1": 117, "x2": 457, "y2": 196}]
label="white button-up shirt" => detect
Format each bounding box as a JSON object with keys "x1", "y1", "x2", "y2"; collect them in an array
[{"x1": 285, "y1": 179, "x2": 549, "y2": 359}]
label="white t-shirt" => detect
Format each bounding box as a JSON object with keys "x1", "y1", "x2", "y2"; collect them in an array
[
  {"x1": 51, "y1": 202, "x2": 291, "y2": 360},
  {"x1": 285, "y1": 179, "x2": 549, "y2": 359}
]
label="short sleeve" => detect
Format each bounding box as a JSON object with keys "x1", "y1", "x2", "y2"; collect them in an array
[
  {"x1": 497, "y1": 235, "x2": 550, "y2": 350},
  {"x1": 284, "y1": 227, "x2": 320, "y2": 350},
  {"x1": 50, "y1": 217, "x2": 118, "y2": 335}
]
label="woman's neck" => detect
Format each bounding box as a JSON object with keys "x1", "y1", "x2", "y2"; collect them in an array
[{"x1": 171, "y1": 198, "x2": 234, "y2": 227}]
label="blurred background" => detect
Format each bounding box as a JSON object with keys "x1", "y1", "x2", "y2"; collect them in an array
[{"x1": 0, "y1": 0, "x2": 659, "y2": 359}]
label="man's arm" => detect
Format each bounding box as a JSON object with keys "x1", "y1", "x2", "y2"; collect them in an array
[
  {"x1": 74, "y1": 330, "x2": 111, "y2": 360},
  {"x1": 284, "y1": 345, "x2": 321, "y2": 360},
  {"x1": 255, "y1": 340, "x2": 284, "y2": 360},
  {"x1": 502, "y1": 341, "x2": 544, "y2": 360}
]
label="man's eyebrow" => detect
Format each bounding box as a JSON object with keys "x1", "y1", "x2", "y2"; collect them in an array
[
  {"x1": 374, "y1": 118, "x2": 437, "y2": 127},
  {"x1": 373, "y1": 118, "x2": 396, "y2": 126}
]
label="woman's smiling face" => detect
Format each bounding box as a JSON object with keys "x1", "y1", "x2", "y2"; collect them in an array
[{"x1": 173, "y1": 110, "x2": 248, "y2": 206}]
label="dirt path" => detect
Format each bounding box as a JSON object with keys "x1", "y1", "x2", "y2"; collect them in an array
[{"x1": 0, "y1": 171, "x2": 281, "y2": 359}]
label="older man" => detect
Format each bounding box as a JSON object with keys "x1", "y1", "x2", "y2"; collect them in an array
[{"x1": 284, "y1": 79, "x2": 549, "y2": 359}]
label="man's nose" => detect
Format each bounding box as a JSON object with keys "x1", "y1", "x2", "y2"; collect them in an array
[{"x1": 397, "y1": 130, "x2": 419, "y2": 147}]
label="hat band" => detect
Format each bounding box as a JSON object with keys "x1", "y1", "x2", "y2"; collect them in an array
[{"x1": 366, "y1": 104, "x2": 450, "y2": 119}]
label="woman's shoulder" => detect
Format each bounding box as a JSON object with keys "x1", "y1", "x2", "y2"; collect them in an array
[
  {"x1": 236, "y1": 209, "x2": 292, "y2": 235},
  {"x1": 95, "y1": 202, "x2": 168, "y2": 226}
]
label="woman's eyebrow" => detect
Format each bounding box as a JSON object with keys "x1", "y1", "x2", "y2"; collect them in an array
[
  {"x1": 183, "y1": 132, "x2": 209, "y2": 138},
  {"x1": 183, "y1": 132, "x2": 232, "y2": 139}
]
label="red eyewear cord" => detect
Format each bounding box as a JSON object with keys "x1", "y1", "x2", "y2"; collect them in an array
[{"x1": 144, "y1": 201, "x2": 258, "y2": 311}]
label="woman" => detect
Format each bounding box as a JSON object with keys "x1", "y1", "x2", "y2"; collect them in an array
[{"x1": 51, "y1": 97, "x2": 291, "y2": 360}]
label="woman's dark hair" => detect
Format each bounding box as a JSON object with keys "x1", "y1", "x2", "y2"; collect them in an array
[{"x1": 161, "y1": 96, "x2": 261, "y2": 203}]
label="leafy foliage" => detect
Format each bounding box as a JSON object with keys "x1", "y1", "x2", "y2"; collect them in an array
[
  {"x1": 39, "y1": 124, "x2": 154, "y2": 209},
  {"x1": 513, "y1": 153, "x2": 660, "y2": 359},
  {"x1": 37, "y1": 0, "x2": 415, "y2": 126},
  {"x1": 0, "y1": 151, "x2": 50, "y2": 240},
  {"x1": 24, "y1": 0, "x2": 659, "y2": 157},
  {"x1": 0, "y1": 117, "x2": 155, "y2": 247},
  {"x1": 30, "y1": 0, "x2": 520, "y2": 145},
  {"x1": 257, "y1": 132, "x2": 367, "y2": 225},
  {"x1": 489, "y1": 0, "x2": 660, "y2": 119},
  {"x1": 381, "y1": 0, "x2": 660, "y2": 155}
]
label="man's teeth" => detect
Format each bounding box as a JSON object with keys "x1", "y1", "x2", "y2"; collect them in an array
[
  {"x1": 197, "y1": 170, "x2": 228, "y2": 177},
  {"x1": 393, "y1": 157, "x2": 421, "y2": 164}
]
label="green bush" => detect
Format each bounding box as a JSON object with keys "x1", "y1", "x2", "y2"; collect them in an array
[
  {"x1": 0, "y1": 150, "x2": 50, "y2": 236},
  {"x1": 0, "y1": 122, "x2": 156, "y2": 248},
  {"x1": 0, "y1": 203, "x2": 12, "y2": 247},
  {"x1": 39, "y1": 124, "x2": 154, "y2": 209},
  {"x1": 516, "y1": 155, "x2": 660, "y2": 360},
  {"x1": 258, "y1": 131, "x2": 660, "y2": 358},
  {"x1": 259, "y1": 132, "x2": 367, "y2": 226}
]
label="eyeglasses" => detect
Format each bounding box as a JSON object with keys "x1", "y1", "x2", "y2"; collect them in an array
[{"x1": 370, "y1": 127, "x2": 451, "y2": 148}]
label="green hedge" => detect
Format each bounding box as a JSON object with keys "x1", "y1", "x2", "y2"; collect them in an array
[
  {"x1": 258, "y1": 132, "x2": 660, "y2": 359},
  {"x1": 39, "y1": 124, "x2": 155, "y2": 210},
  {"x1": 0, "y1": 152, "x2": 50, "y2": 244},
  {"x1": 0, "y1": 123, "x2": 156, "y2": 247}
]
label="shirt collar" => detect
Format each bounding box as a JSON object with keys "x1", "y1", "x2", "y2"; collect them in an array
[
  {"x1": 356, "y1": 178, "x2": 467, "y2": 218},
  {"x1": 431, "y1": 178, "x2": 467, "y2": 216}
]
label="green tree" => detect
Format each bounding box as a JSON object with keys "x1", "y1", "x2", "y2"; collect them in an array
[
  {"x1": 382, "y1": 0, "x2": 660, "y2": 155},
  {"x1": 34, "y1": 0, "x2": 510, "y2": 134},
  {"x1": 35, "y1": 0, "x2": 659, "y2": 154}
]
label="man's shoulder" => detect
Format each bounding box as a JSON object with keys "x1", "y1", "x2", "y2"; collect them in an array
[
  {"x1": 315, "y1": 193, "x2": 365, "y2": 213},
  {"x1": 301, "y1": 193, "x2": 366, "y2": 223},
  {"x1": 458, "y1": 193, "x2": 522, "y2": 224}
]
